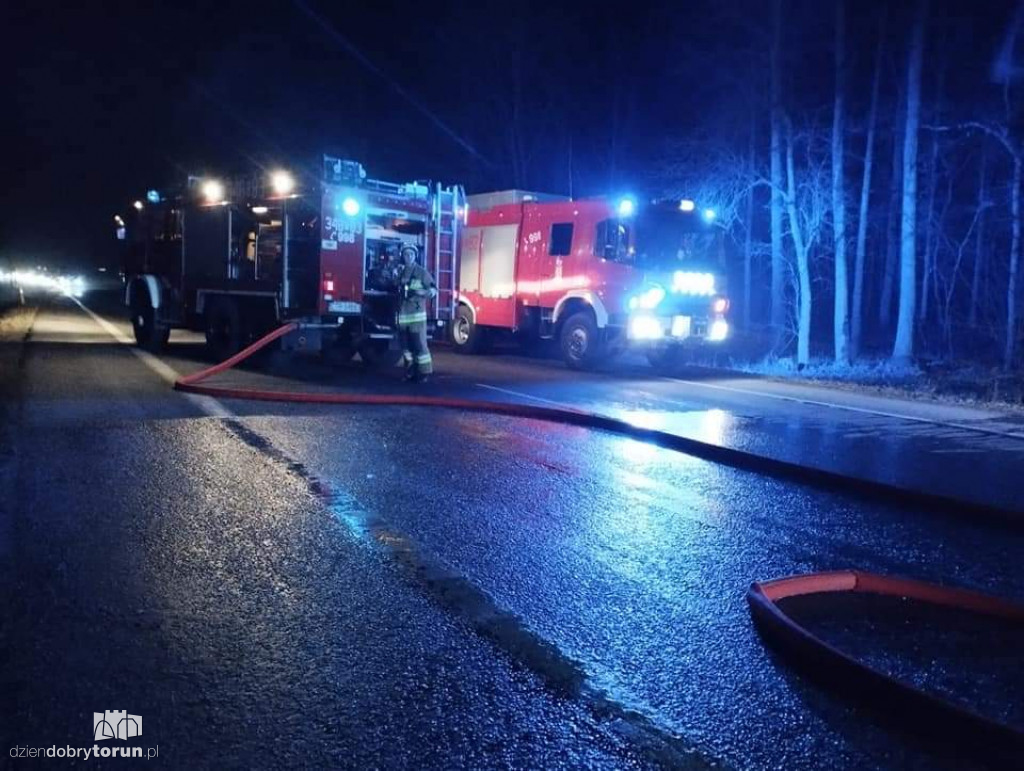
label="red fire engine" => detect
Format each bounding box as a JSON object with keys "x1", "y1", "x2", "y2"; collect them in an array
[
  {"x1": 450, "y1": 191, "x2": 729, "y2": 369},
  {"x1": 121, "y1": 157, "x2": 463, "y2": 363}
]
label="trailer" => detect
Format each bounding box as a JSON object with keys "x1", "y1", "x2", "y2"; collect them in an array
[
  {"x1": 120, "y1": 157, "x2": 463, "y2": 364},
  {"x1": 450, "y1": 192, "x2": 730, "y2": 370}
]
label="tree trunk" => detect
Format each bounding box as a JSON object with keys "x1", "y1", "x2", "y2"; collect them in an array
[
  {"x1": 892, "y1": 0, "x2": 928, "y2": 364},
  {"x1": 769, "y1": 0, "x2": 786, "y2": 336},
  {"x1": 1005, "y1": 154, "x2": 1021, "y2": 370},
  {"x1": 831, "y1": 0, "x2": 849, "y2": 364},
  {"x1": 918, "y1": 134, "x2": 939, "y2": 324},
  {"x1": 918, "y1": 35, "x2": 947, "y2": 326},
  {"x1": 743, "y1": 114, "x2": 756, "y2": 329},
  {"x1": 880, "y1": 124, "x2": 902, "y2": 328},
  {"x1": 852, "y1": 11, "x2": 885, "y2": 359},
  {"x1": 969, "y1": 149, "x2": 987, "y2": 327},
  {"x1": 785, "y1": 128, "x2": 812, "y2": 366}
]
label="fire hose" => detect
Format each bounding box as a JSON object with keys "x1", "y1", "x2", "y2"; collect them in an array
[
  {"x1": 175, "y1": 323, "x2": 1024, "y2": 752},
  {"x1": 176, "y1": 324, "x2": 1019, "y2": 523},
  {"x1": 748, "y1": 571, "x2": 1024, "y2": 754}
]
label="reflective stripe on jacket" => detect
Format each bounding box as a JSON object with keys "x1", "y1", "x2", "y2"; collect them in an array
[{"x1": 398, "y1": 264, "x2": 436, "y2": 323}]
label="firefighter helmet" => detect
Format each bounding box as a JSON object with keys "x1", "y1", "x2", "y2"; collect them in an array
[{"x1": 400, "y1": 245, "x2": 419, "y2": 265}]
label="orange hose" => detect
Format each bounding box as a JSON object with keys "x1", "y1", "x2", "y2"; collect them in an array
[
  {"x1": 748, "y1": 571, "x2": 1024, "y2": 753},
  {"x1": 176, "y1": 321, "x2": 298, "y2": 387},
  {"x1": 173, "y1": 323, "x2": 1022, "y2": 526},
  {"x1": 175, "y1": 323, "x2": 1024, "y2": 754}
]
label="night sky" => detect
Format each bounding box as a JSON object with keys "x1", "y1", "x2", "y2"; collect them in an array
[{"x1": 2, "y1": 0, "x2": 1019, "y2": 270}]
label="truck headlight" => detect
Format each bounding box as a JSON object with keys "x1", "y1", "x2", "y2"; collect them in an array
[
  {"x1": 708, "y1": 319, "x2": 729, "y2": 341},
  {"x1": 672, "y1": 271, "x2": 716, "y2": 295},
  {"x1": 629, "y1": 315, "x2": 664, "y2": 340},
  {"x1": 628, "y1": 284, "x2": 666, "y2": 310}
]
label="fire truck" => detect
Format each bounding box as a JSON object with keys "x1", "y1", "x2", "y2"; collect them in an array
[
  {"x1": 120, "y1": 157, "x2": 463, "y2": 363},
  {"x1": 450, "y1": 192, "x2": 729, "y2": 370}
]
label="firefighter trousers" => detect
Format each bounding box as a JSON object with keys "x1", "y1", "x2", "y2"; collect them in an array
[{"x1": 398, "y1": 321, "x2": 432, "y2": 377}]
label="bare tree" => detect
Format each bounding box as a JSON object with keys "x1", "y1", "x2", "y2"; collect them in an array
[
  {"x1": 938, "y1": 199, "x2": 988, "y2": 355},
  {"x1": 784, "y1": 122, "x2": 829, "y2": 367},
  {"x1": 852, "y1": 10, "x2": 886, "y2": 358},
  {"x1": 969, "y1": 148, "x2": 988, "y2": 327},
  {"x1": 893, "y1": 0, "x2": 929, "y2": 364},
  {"x1": 743, "y1": 112, "x2": 756, "y2": 329},
  {"x1": 1000, "y1": 138, "x2": 1021, "y2": 370},
  {"x1": 879, "y1": 120, "x2": 902, "y2": 329},
  {"x1": 919, "y1": 59, "x2": 948, "y2": 324},
  {"x1": 769, "y1": 0, "x2": 786, "y2": 339},
  {"x1": 926, "y1": 122, "x2": 1021, "y2": 368},
  {"x1": 831, "y1": 0, "x2": 849, "y2": 364}
]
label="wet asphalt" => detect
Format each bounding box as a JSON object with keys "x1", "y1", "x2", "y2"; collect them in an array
[{"x1": 2, "y1": 293, "x2": 1022, "y2": 769}]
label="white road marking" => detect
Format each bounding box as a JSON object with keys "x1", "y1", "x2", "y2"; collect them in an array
[
  {"x1": 661, "y1": 375, "x2": 1024, "y2": 441},
  {"x1": 73, "y1": 299, "x2": 233, "y2": 419},
  {"x1": 475, "y1": 383, "x2": 578, "y2": 410}
]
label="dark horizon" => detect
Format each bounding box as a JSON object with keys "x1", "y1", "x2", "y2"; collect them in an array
[{"x1": 4, "y1": 0, "x2": 1016, "y2": 269}]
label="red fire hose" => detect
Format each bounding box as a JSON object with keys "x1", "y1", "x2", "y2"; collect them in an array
[
  {"x1": 748, "y1": 571, "x2": 1024, "y2": 754},
  {"x1": 175, "y1": 324, "x2": 1021, "y2": 524},
  {"x1": 175, "y1": 324, "x2": 1024, "y2": 753}
]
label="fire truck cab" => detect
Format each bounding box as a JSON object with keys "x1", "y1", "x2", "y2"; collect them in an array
[
  {"x1": 452, "y1": 192, "x2": 729, "y2": 370},
  {"x1": 121, "y1": 157, "x2": 463, "y2": 364}
]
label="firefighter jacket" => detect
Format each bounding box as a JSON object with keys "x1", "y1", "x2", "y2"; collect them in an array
[{"x1": 397, "y1": 263, "x2": 436, "y2": 325}]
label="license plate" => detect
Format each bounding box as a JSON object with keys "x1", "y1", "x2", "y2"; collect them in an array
[
  {"x1": 328, "y1": 301, "x2": 360, "y2": 314},
  {"x1": 671, "y1": 315, "x2": 691, "y2": 337}
]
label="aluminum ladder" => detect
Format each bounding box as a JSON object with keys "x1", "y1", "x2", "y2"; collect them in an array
[{"x1": 431, "y1": 183, "x2": 464, "y2": 324}]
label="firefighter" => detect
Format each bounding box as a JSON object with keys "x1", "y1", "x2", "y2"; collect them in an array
[{"x1": 395, "y1": 245, "x2": 436, "y2": 382}]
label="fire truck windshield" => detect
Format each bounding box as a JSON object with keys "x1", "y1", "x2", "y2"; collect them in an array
[{"x1": 633, "y1": 209, "x2": 722, "y2": 271}]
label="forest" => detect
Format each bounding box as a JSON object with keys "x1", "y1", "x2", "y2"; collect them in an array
[
  {"x1": 444, "y1": 0, "x2": 1024, "y2": 376},
  {"x1": 6, "y1": 0, "x2": 1024, "y2": 380}
]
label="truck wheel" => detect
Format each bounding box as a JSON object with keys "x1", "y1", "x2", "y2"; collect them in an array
[
  {"x1": 131, "y1": 295, "x2": 170, "y2": 352},
  {"x1": 204, "y1": 297, "x2": 242, "y2": 360},
  {"x1": 451, "y1": 305, "x2": 488, "y2": 354},
  {"x1": 560, "y1": 311, "x2": 603, "y2": 370},
  {"x1": 358, "y1": 338, "x2": 403, "y2": 369}
]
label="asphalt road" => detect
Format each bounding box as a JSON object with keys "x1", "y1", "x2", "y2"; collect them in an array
[{"x1": 3, "y1": 292, "x2": 1023, "y2": 769}]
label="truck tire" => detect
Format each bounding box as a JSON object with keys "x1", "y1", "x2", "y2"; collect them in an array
[
  {"x1": 130, "y1": 291, "x2": 170, "y2": 352},
  {"x1": 204, "y1": 297, "x2": 243, "y2": 360},
  {"x1": 451, "y1": 305, "x2": 488, "y2": 354},
  {"x1": 358, "y1": 338, "x2": 403, "y2": 369},
  {"x1": 560, "y1": 311, "x2": 603, "y2": 370}
]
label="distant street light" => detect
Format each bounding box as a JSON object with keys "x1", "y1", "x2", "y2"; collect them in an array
[
  {"x1": 202, "y1": 179, "x2": 225, "y2": 204},
  {"x1": 132, "y1": 200, "x2": 144, "y2": 211},
  {"x1": 270, "y1": 170, "x2": 295, "y2": 196}
]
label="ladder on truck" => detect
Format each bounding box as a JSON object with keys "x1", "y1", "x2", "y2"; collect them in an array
[{"x1": 430, "y1": 183, "x2": 465, "y2": 325}]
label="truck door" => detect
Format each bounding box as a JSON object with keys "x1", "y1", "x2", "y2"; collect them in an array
[{"x1": 466, "y1": 223, "x2": 518, "y2": 328}]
